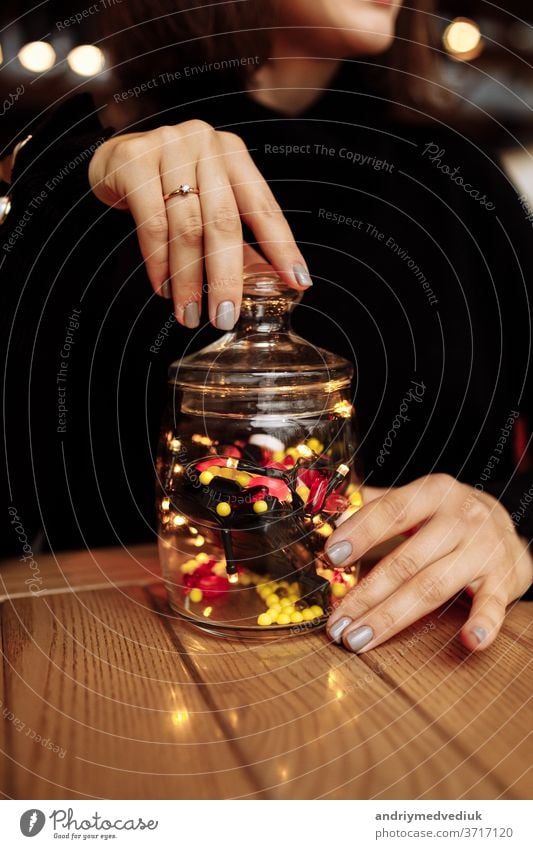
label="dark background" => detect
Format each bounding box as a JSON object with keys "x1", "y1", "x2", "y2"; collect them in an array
[{"x1": 0, "y1": 1, "x2": 532, "y2": 153}]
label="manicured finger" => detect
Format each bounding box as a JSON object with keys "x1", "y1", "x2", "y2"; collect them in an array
[
  {"x1": 197, "y1": 151, "x2": 243, "y2": 329},
  {"x1": 461, "y1": 577, "x2": 508, "y2": 652},
  {"x1": 220, "y1": 132, "x2": 312, "y2": 291},
  {"x1": 160, "y1": 151, "x2": 204, "y2": 327},
  {"x1": 327, "y1": 514, "x2": 462, "y2": 638},
  {"x1": 325, "y1": 475, "x2": 454, "y2": 568},
  {"x1": 329, "y1": 550, "x2": 469, "y2": 652},
  {"x1": 124, "y1": 162, "x2": 171, "y2": 297}
]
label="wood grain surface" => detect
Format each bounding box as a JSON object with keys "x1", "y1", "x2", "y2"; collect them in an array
[{"x1": 0, "y1": 545, "x2": 531, "y2": 799}]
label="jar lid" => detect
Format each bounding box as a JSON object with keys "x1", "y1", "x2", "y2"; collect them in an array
[{"x1": 169, "y1": 266, "x2": 353, "y2": 392}]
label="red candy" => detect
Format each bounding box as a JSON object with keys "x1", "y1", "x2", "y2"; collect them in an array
[
  {"x1": 221, "y1": 446, "x2": 241, "y2": 458},
  {"x1": 196, "y1": 457, "x2": 227, "y2": 471},
  {"x1": 245, "y1": 475, "x2": 290, "y2": 501},
  {"x1": 195, "y1": 573, "x2": 230, "y2": 599}
]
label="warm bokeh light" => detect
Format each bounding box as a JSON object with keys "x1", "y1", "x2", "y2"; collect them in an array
[
  {"x1": 443, "y1": 18, "x2": 483, "y2": 60},
  {"x1": 171, "y1": 709, "x2": 189, "y2": 726},
  {"x1": 67, "y1": 44, "x2": 105, "y2": 77},
  {"x1": 18, "y1": 41, "x2": 56, "y2": 72}
]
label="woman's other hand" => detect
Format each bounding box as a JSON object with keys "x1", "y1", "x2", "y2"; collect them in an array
[
  {"x1": 88, "y1": 121, "x2": 311, "y2": 329},
  {"x1": 326, "y1": 475, "x2": 533, "y2": 653}
]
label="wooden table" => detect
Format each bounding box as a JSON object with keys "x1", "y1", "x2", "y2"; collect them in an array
[{"x1": 0, "y1": 545, "x2": 531, "y2": 800}]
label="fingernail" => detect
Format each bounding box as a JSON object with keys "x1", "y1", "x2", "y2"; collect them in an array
[
  {"x1": 328, "y1": 616, "x2": 352, "y2": 644},
  {"x1": 216, "y1": 300, "x2": 236, "y2": 331},
  {"x1": 471, "y1": 626, "x2": 487, "y2": 644},
  {"x1": 159, "y1": 282, "x2": 172, "y2": 299},
  {"x1": 293, "y1": 263, "x2": 313, "y2": 288},
  {"x1": 346, "y1": 625, "x2": 374, "y2": 653},
  {"x1": 326, "y1": 540, "x2": 352, "y2": 566},
  {"x1": 184, "y1": 301, "x2": 200, "y2": 329}
]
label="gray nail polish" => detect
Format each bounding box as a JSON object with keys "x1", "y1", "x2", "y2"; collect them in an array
[
  {"x1": 328, "y1": 616, "x2": 352, "y2": 644},
  {"x1": 346, "y1": 625, "x2": 374, "y2": 653},
  {"x1": 216, "y1": 300, "x2": 236, "y2": 331},
  {"x1": 160, "y1": 282, "x2": 172, "y2": 299},
  {"x1": 184, "y1": 301, "x2": 200, "y2": 329},
  {"x1": 326, "y1": 540, "x2": 353, "y2": 566},
  {"x1": 293, "y1": 263, "x2": 313, "y2": 288},
  {"x1": 472, "y1": 626, "x2": 487, "y2": 644}
]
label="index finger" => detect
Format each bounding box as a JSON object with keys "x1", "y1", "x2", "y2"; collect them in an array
[
  {"x1": 220, "y1": 133, "x2": 312, "y2": 291},
  {"x1": 325, "y1": 475, "x2": 451, "y2": 567}
]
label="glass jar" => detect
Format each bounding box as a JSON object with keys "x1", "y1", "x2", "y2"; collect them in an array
[{"x1": 156, "y1": 266, "x2": 362, "y2": 638}]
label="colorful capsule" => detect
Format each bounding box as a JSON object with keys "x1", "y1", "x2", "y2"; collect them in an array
[
  {"x1": 199, "y1": 470, "x2": 214, "y2": 485},
  {"x1": 332, "y1": 582, "x2": 347, "y2": 598},
  {"x1": 216, "y1": 502, "x2": 232, "y2": 517},
  {"x1": 253, "y1": 499, "x2": 269, "y2": 514}
]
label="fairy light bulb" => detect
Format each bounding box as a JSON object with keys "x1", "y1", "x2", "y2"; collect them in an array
[{"x1": 18, "y1": 41, "x2": 56, "y2": 72}]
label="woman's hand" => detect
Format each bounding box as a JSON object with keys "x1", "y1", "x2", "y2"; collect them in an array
[
  {"x1": 326, "y1": 474, "x2": 533, "y2": 653},
  {"x1": 88, "y1": 121, "x2": 311, "y2": 328}
]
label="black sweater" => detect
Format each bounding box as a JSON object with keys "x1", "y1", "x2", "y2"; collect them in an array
[{"x1": 1, "y1": 62, "x2": 533, "y2": 578}]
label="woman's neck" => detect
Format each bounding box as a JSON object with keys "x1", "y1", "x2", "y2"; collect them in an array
[{"x1": 248, "y1": 55, "x2": 342, "y2": 116}]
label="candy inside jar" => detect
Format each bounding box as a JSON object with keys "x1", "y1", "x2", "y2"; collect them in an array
[{"x1": 156, "y1": 267, "x2": 363, "y2": 638}]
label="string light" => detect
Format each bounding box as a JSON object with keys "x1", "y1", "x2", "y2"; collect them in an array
[
  {"x1": 67, "y1": 44, "x2": 105, "y2": 76},
  {"x1": 443, "y1": 18, "x2": 483, "y2": 61},
  {"x1": 18, "y1": 41, "x2": 56, "y2": 72},
  {"x1": 172, "y1": 514, "x2": 187, "y2": 527}
]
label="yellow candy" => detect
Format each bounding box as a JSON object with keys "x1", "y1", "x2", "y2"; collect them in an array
[
  {"x1": 306, "y1": 437, "x2": 323, "y2": 453},
  {"x1": 213, "y1": 563, "x2": 227, "y2": 576},
  {"x1": 349, "y1": 490, "x2": 363, "y2": 508},
  {"x1": 332, "y1": 582, "x2": 347, "y2": 598},
  {"x1": 289, "y1": 582, "x2": 299, "y2": 593},
  {"x1": 269, "y1": 604, "x2": 282, "y2": 616},
  {"x1": 199, "y1": 470, "x2": 213, "y2": 485},
  {"x1": 296, "y1": 484, "x2": 310, "y2": 502},
  {"x1": 310, "y1": 605, "x2": 324, "y2": 618},
  {"x1": 276, "y1": 613, "x2": 291, "y2": 625},
  {"x1": 196, "y1": 552, "x2": 210, "y2": 564},
  {"x1": 216, "y1": 502, "x2": 232, "y2": 517},
  {"x1": 239, "y1": 573, "x2": 252, "y2": 586},
  {"x1": 253, "y1": 500, "x2": 268, "y2": 514},
  {"x1": 190, "y1": 588, "x2": 203, "y2": 603},
  {"x1": 266, "y1": 593, "x2": 280, "y2": 608},
  {"x1": 279, "y1": 597, "x2": 292, "y2": 609},
  {"x1": 302, "y1": 608, "x2": 316, "y2": 621},
  {"x1": 290, "y1": 611, "x2": 304, "y2": 624},
  {"x1": 257, "y1": 612, "x2": 273, "y2": 627},
  {"x1": 215, "y1": 468, "x2": 234, "y2": 479},
  {"x1": 273, "y1": 451, "x2": 285, "y2": 462},
  {"x1": 236, "y1": 472, "x2": 251, "y2": 486},
  {"x1": 283, "y1": 604, "x2": 295, "y2": 616},
  {"x1": 288, "y1": 594, "x2": 299, "y2": 603},
  {"x1": 285, "y1": 447, "x2": 299, "y2": 459}
]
